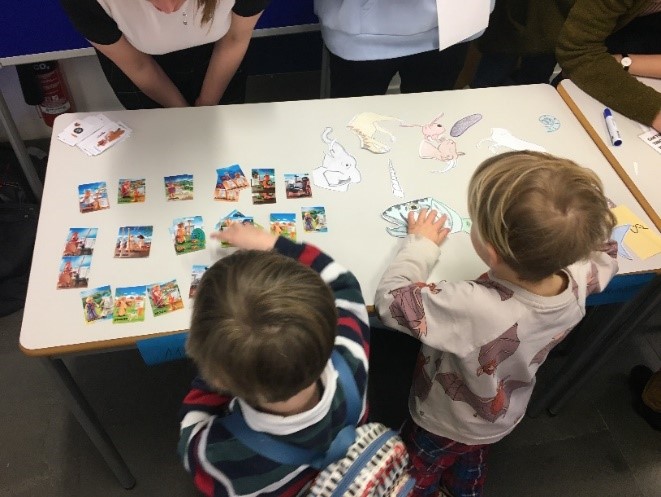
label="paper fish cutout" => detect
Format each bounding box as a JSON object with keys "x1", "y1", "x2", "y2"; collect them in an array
[{"x1": 382, "y1": 197, "x2": 471, "y2": 237}]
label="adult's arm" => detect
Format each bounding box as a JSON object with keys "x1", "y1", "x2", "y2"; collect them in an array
[
  {"x1": 556, "y1": 0, "x2": 661, "y2": 129},
  {"x1": 59, "y1": 0, "x2": 188, "y2": 107},
  {"x1": 195, "y1": 11, "x2": 264, "y2": 106}
]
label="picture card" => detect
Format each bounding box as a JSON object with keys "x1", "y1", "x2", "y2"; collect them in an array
[
  {"x1": 78, "y1": 181, "x2": 110, "y2": 213},
  {"x1": 215, "y1": 210, "x2": 254, "y2": 247},
  {"x1": 284, "y1": 173, "x2": 313, "y2": 199},
  {"x1": 80, "y1": 285, "x2": 113, "y2": 324},
  {"x1": 57, "y1": 255, "x2": 91, "y2": 289},
  {"x1": 57, "y1": 114, "x2": 112, "y2": 146},
  {"x1": 214, "y1": 164, "x2": 249, "y2": 202},
  {"x1": 77, "y1": 121, "x2": 132, "y2": 156},
  {"x1": 251, "y1": 168, "x2": 276, "y2": 204},
  {"x1": 170, "y1": 216, "x2": 206, "y2": 254},
  {"x1": 118, "y1": 178, "x2": 146, "y2": 203},
  {"x1": 147, "y1": 280, "x2": 184, "y2": 317},
  {"x1": 270, "y1": 213, "x2": 296, "y2": 241},
  {"x1": 302, "y1": 207, "x2": 328, "y2": 232},
  {"x1": 114, "y1": 226, "x2": 153, "y2": 258},
  {"x1": 189, "y1": 265, "x2": 209, "y2": 298},
  {"x1": 113, "y1": 285, "x2": 147, "y2": 324},
  {"x1": 63, "y1": 228, "x2": 97, "y2": 257},
  {"x1": 164, "y1": 174, "x2": 194, "y2": 201}
]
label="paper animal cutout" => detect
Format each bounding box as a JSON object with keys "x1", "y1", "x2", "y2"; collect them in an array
[
  {"x1": 404, "y1": 113, "x2": 466, "y2": 172},
  {"x1": 348, "y1": 112, "x2": 401, "y2": 153},
  {"x1": 382, "y1": 197, "x2": 471, "y2": 238},
  {"x1": 478, "y1": 128, "x2": 547, "y2": 153},
  {"x1": 610, "y1": 224, "x2": 634, "y2": 260},
  {"x1": 450, "y1": 114, "x2": 483, "y2": 137},
  {"x1": 539, "y1": 115, "x2": 561, "y2": 132},
  {"x1": 388, "y1": 160, "x2": 404, "y2": 197},
  {"x1": 312, "y1": 128, "x2": 361, "y2": 192}
]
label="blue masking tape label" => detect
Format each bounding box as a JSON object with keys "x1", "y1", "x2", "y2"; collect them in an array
[{"x1": 136, "y1": 332, "x2": 188, "y2": 365}]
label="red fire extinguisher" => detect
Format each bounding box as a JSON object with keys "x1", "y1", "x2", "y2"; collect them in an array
[{"x1": 27, "y1": 61, "x2": 75, "y2": 127}]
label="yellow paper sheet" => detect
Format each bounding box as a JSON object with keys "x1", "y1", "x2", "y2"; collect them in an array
[{"x1": 611, "y1": 205, "x2": 661, "y2": 259}]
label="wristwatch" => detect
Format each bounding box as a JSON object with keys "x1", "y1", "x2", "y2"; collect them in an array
[{"x1": 620, "y1": 54, "x2": 632, "y2": 72}]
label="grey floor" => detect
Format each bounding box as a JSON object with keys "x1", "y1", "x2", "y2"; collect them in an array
[{"x1": 2, "y1": 71, "x2": 660, "y2": 497}]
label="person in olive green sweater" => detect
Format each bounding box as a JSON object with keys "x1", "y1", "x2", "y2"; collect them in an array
[{"x1": 556, "y1": 0, "x2": 661, "y2": 131}]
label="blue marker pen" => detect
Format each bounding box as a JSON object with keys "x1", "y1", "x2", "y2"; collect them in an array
[{"x1": 603, "y1": 108, "x2": 622, "y2": 146}]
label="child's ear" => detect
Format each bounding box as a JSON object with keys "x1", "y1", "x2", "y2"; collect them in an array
[{"x1": 484, "y1": 242, "x2": 501, "y2": 268}]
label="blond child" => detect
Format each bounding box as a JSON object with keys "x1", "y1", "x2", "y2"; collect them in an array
[
  {"x1": 178, "y1": 223, "x2": 370, "y2": 496},
  {"x1": 375, "y1": 151, "x2": 618, "y2": 497}
]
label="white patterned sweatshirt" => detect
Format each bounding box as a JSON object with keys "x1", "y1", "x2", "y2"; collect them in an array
[{"x1": 375, "y1": 235, "x2": 618, "y2": 445}]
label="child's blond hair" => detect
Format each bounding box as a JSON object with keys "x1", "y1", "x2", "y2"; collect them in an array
[
  {"x1": 468, "y1": 151, "x2": 616, "y2": 281},
  {"x1": 187, "y1": 250, "x2": 337, "y2": 405}
]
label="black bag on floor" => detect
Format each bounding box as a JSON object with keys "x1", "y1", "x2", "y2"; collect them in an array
[{"x1": 0, "y1": 202, "x2": 39, "y2": 317}]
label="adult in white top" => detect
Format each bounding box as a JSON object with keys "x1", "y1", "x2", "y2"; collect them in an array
[{"x1": 59, "y1": 0, "x2": 269, "y2": 109}]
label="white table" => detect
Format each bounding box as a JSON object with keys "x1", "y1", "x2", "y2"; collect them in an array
[
  {"x1": 19, "y1": 84, "x2": 661, "y2": 486},
  {"x1": 557, "y1": 78, "x2": 661, "y2": 230}
]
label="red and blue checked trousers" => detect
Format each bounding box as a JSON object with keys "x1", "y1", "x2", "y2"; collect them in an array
[{"x1": 401, "y1": 418, "x2": 490, "y2": 497}]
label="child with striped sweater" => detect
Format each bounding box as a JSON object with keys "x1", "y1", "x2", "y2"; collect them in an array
[{"x1": 178, "y1": 223, "x2": 370, "y2": 497}]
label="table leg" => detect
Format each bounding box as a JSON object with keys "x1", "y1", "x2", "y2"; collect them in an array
[
  {"x1": 527, "y1": 274, "x2": 661, "y2": 417},
  {"x1": 0, "y1": 87, "x2": 43, "y2": 200},
  {"x1": 41, "y1": 357, "x2": 136, "y2": 489}
]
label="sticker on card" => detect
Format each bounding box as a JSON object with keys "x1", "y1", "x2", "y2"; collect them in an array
[
  {"x1": 63, "y1": 228, "x2": 97, "y2": 257},
  {"x1": 170, "y1": 216, "x2": 205, "y2": 254},
  {"x1": 215, "y1": 210, "x2": 254, "y2": 247},
  {"x1": 118, "y1": 178, "x2": 146, "y2": 203},
  {"x1": 164, "y1": 174, "x2": 194, "y2": 201},
  {"x1": 114, "y1": 226, "x2": 153, "y2": 258},
  {"x1": 189, "y1": 265, "x2": 209, "y2": 298},
  {"x1": 57, "y1": 255, "x2": 91, "y2": 289},
  {"x1": 270, "y1": 213, "x2": 296, "y2": 241},
  {"x1": 147, "y1": 280, "x2": 184, "y2": 317},
  {"x1": 113, "y1": 285, "x2": 147, "y2": 324},
  {"x1": 252, "y1": 168, "x2": 276, "y2": 204},
  {"x1": 284, "y1": 173, "x2": 313, "y2": 199},
  {"x1": 78, "y1": 182, "x2": 110, "y2": 213},
  {"x1": 302, "y1": 207, "x2": 328, "y2": 232},
  {"x1": 81, "y1": 285, "x2": 113, "y2": 324}
]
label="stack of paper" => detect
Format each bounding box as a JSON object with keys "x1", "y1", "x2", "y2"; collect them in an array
[{"x1": 57, "y1": 114, "x2": 132, "y2": 156}]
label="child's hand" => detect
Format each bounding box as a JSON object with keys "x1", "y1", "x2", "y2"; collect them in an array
[
  {"x1": 211, "y1": 223, "x2": 278, "y2": 251},
  {"x1": 407, "y1": 209, "x2": 450, "y2": 246}
]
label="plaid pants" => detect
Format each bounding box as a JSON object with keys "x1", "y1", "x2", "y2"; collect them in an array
[{"x1": 401, "y1": 418, "x2": 490, "y2": 497}]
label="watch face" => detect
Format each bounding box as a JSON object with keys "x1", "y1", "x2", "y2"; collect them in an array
[{"x1": 621, "y1": 56, "x2": 632, "y2": 68}]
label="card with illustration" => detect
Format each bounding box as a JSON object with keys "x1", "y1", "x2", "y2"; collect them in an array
[
  {"x1": 214, "y1": 164, "x2": 249, "y2": 201},
  {"x1": 57, "y1": 114, "x2": 111, "y2": 146},
  {"x1": 78, "y1": 181, "x2": 110, "y2": 213},
  {"x1": 164, "y1": 174, "x2": 194, "y2": 201},
  {"x1": 118, "y1": 178, "x2": 146, "y2": 203},
  {"x1": 189, "y1": 265, "x2": 209, "y2": 298},
  {"x1": 63, "y1": 228, "x2": 97, "y2": 257},
  {"x1": 270, "y1": 213, "x2": 296, "y2": 241},
  {"x1": 57, "y1": 255, "x2": 91, "y2": 289},
  {"x1": 114, "y1": 226, "x2": 153, "y2": 258},
  {"x1": 251, "y1": 168, "x2": 276, "y2": 204},
  {"x1": 302, "y1": 207, "x2": 328, "y2": 233},
  {"x1": 170, "y1": 216, "x2": 205, "y2": 254},
  {"x1": 113, "y1": 285, "x2": 147, "y2": 324},
  {"x1": 80, "y1": 285, "x2": 113, "y2": 324},
  {"x1": 215, "y1": 210, "x2": 254, "y2": 247},
  {"x1": 284, "y1": 173, "x2": 313, "y2": 199},
  {"x1": 147, "y1": 280, "x2": 184, "y2": 317},
  {"x1": 77, "y1": 121, "x2": 132, "y2": 156}
]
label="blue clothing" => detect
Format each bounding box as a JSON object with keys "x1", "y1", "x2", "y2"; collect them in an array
[{"x1": 314, "y1": 0, "x2": 496, "y2": 61}]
